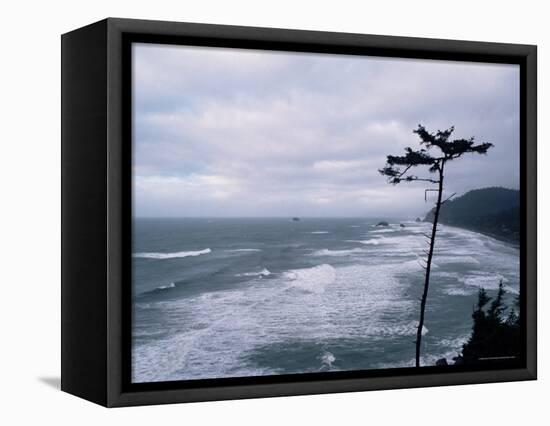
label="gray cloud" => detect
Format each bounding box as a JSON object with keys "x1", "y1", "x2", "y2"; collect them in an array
[{"x1": 132, "y1": 43, "x2": 519, "y2": 218}]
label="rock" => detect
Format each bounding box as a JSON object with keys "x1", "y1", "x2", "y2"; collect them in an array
[
  {"x1": 376, "y1": 221, "x2": 389, "y2": 227},
  {"x1": 435, "y1": 358, "x2": 448, "y2": 366},
  {"x1": 399, "y1": 223, "x2": 406, "y2": 228},
  {"x1": 415, "y1": 217, "x2": 422, "y2": 222},
  {"x1": 292, "y1": 217, "x2": 300, "y2": 221},
  {"x1": 452, "y1": 355, "x2": 464, "y2": 366}
]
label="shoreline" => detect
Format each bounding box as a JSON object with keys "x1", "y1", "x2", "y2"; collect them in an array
[
  {"x1": 420, "y1": 219, "x2": 519, "y2": 248},
  {"x1": 441, "y1": 222, "x2": 519, "y2": 248}
]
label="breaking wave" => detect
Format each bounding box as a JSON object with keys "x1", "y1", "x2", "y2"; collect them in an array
[
  {"x1": 283, "y1": 264, "x2": 336, "y2": 294},
  {"x1": 156, "y1": 282, "x2": 176, "y2": 290},
  {"x1": 236, "y1": 268, "x2": 272, "y2": 278},
  {"x1": 311, "y1": 248, "x2": 367, "y2": 257},
  {"x1": 346, "y1": 238, "x2": 380, "y2": 245}
]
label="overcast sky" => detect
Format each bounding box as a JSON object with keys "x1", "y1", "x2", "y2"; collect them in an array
[{"x1": 132, "y1": 43, "x2": 519, "y2": 218}]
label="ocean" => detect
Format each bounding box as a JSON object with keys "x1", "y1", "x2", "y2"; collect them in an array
[{"x1": 131, "y1": 217, "x2": 520, "y2": 383}]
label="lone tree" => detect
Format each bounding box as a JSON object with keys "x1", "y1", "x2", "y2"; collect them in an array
[{"x1": 380, "y1": 125, "x2": 493, "y2": 367}]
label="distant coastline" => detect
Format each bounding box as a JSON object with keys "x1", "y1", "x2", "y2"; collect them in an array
[{"x1": 424, "y1": 187, "x2": 520, "y2": 245}]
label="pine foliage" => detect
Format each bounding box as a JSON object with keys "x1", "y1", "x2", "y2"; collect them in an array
[{"x1": 461, "y1": 281, "x2": 520, "y2": 364}]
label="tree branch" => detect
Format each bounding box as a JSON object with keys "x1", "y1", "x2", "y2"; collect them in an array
[
  {"x1": 397, "y1": 164, "x2": 413, "y2": 179},
  {"x1": 441, "y1": 192, "x2": 457, "y2": 205},
  {"x1": 407, "y1": 177, "x2": 439, "y2": 184}
]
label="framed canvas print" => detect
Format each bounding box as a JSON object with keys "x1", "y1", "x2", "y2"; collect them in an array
[{"x1": 61, "y1": 18, "x2": 537, "y2": 407}]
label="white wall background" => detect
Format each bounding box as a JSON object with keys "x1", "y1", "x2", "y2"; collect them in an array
[{"x1": 0, "y1": 0, "x2": 546, "y2": 424}]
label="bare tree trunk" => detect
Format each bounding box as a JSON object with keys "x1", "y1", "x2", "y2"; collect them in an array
[{"x1": 415, "y1": 165, "x2": 445, "y2": 367}]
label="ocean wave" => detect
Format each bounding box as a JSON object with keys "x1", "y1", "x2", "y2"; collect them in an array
[
  {"x1": 370, "y1": 228, "x2": 397, "y2": 234},
  {"x1": 458, "y1": 273, "x2": 518, "y2": 294},
  {"x1": 346, "y1": 238, "x2": 380, "y2": 245},
  {"x1": 284, "y1": 264, "x2": 336, "y2": 294},
  {"x1": 443, "y1": 287, "x2": 474, "y2": 296},
  {"x1": 310, "y1": 231, "x2": 330, "y2": 234},
  {"x1": 436, "y1": 255, "x2": 480, "y2": 265},
  {"x1": 434, "y1": 271, "x2": 460, "y2": 279},
  {"x1": 368, "y1": 321, "x2": 428, "y2": 337},
  {"x1": 408, "y1": 226, "x2": 431, "y2": 234},
  {"x1": 157, "y1": 282, "x2": 176, "y2": 290},
  {"x1": 133, "y1": 248, "x2": 211, "y2": 259},
  {"x1": 236, "y1": 268, "x2": 271, "y2": 278},
  {"x1": 225, "y1": 249, "x2": 262, "y2": 252},
  {"x1": 311, "y1": 248, "x2": 367, "y2": 257},
  {"x1": 459, "y1": 273, "x2": 507, "y2": 289},
  {"x1": 438, "y1": 336, "x2": 470, "y2": 348}
]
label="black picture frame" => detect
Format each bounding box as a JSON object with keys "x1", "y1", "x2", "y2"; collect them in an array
[{"x1": 61, "y1": 17, "x2": 537, "y2": 407}]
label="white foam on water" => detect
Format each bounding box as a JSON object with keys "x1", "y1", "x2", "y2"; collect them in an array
[
  {"x1": 346, "y1": 239, "x2": 380, "y2": 245},
  {"x1": 226, "y1": 249, "x2": 262, "y2": 252},
  {"x1": 132, "y1": 259, "x2": 421, "y2": 382},
  {"x1": 437, "y1": 255, "x2": 480, "y2": 265},
  {"x1": 443, "y1": 287, "x2": 475, "y2": 296},
  {"x1": 438, "y1": 336, "x2": 469, "y2": 348},
  {"x1": 310, "y1": 231, "x2": 330, "y2": 234},
  {"x1": 236, "y1": 268, "x2": 272, "y2": 278},
  {"x1": 320, "y1": 351, "x2": 336, "y2": 369},
  {"x1": 283, "y1": 264, "x2": 336, "y2": 294},
  {"x1": 371, "y1": 234, "x2": 427, "y2": 256},
  {"x1": 311, "y1": 248, "x2": 368, "y2": 257},
  {"x1": 366, "y1": 321, "x2": 428, "y2": 337},
  {"x1": 408, "y1": 229, "x2": 431, "y2": 235},
  {"x1": 133, "y1": 248, "x2": 211, "y2": 259},
  {"x1": 457, "y1": 272, "x2": 518, "y2": 295},
  {"x1": 460, "y1": 272, "x2": 507, "y2": 289},
  {"x1": 156, "y1": 282, "x2": 176, "y2": 290},
  {"x1": 370, "y1": 228, "x2": 396, "y2": 234},
  {"x1": 434, "y1": 271, "x2": 460, "y2": 279},
  {"x1": 504, "y1": 286, "x2": 519, "y2": 295}
]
